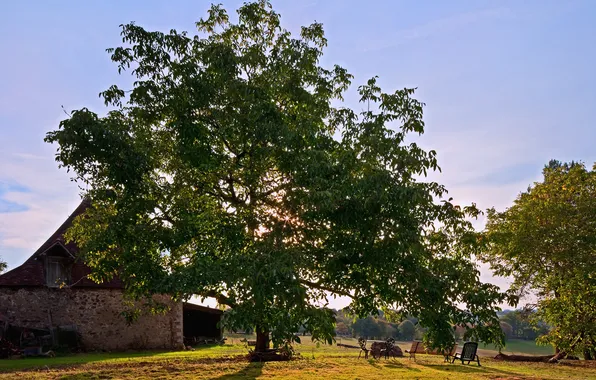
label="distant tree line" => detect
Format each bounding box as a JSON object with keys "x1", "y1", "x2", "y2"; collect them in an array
[
  {"x1": 334, "y1": 310, "x2": 424, "y2": 341},
  {"x1": 498, "y1": 310, "x2": 549, "y2": 341},
  {"x1": 335, "y1": 309, "x2": 550, "y2": 343}
]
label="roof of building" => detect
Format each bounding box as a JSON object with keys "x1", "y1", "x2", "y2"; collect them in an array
[
  {"x1": 182, "y1": 302, "x2": 224, "y2": 315},
  {"x1": 0, "y1": 199, "x2": 123, "y2": 289}
]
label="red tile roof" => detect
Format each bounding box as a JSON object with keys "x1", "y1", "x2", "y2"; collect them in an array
[{"x1": 0, "y1": 199, "x2": 123, "y2": 289}]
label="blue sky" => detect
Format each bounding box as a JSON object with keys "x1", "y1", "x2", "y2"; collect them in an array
[{"x1": 1, "y1": 0, "x2": 595, "y2": 307}]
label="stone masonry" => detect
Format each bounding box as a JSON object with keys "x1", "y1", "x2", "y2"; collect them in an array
[{"x1": 0, "y1": 287, "x2": 183, "y2": 350}]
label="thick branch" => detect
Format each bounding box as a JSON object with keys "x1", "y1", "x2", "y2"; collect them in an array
[
  {"x1": 300, "y1": 279, "x2": 354, "y2": 299},
  {"x1": 155, "y1": 205, "x2": 175, "y2": 223},
  {"x1": 205, "y1": 188, "x2": 244, "y2": 207},
  {"x1": 226, "y1": 174, "x2": 240, "y2": 203},
  {"x1": 221, "y1": 137, "x2": 238, "y2": 157},
  {"x1": 202, "y1": 290, "x2": 237, "y2": 308}
]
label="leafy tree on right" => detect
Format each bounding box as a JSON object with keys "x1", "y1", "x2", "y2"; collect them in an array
[{"x1": 481, "y1": 160, "x2": 596, "y2": 360}]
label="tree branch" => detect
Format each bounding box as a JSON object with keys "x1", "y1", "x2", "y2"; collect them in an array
[
  {"x1": 155, "y1": 205, "x2": 175, "y2": 224},
  {"x1": 300, "y1": 279, "x2": 354, "y2": 299},
  {"x1": 202, "y1": 290, "x2": 237, "y2": 308}
]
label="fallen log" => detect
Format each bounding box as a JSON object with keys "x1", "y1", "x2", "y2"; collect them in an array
[
  {"x1": 494, "y1": 353, "x2": 558, "y2": 363},
  {"x1": 337, "y1": 343, "x2": 360, "y2": 349},
  {"x1": 548, "y1": 351, "x2": 567, "y2": 363}
]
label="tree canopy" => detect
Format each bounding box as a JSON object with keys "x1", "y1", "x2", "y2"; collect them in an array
[
  {"x1": 45, "y1": 0, "x2": 511, "y2": 352},
  {"x1": 499, "y1": 310, "x2": 549, "y2": 341},
  {"x1": 0, "y1": 258, "x2": 6, "y2": 274},
  {"x1": 398, "y1": 320, "x2": 416, "y2": 341},
  {"x1": 481, "y1": 160, "x2": 596, "y2": 358}
]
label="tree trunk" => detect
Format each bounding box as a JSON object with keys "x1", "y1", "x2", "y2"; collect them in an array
[{"x1": 255, "y1": 327, "x2": 270, "y2": 353}]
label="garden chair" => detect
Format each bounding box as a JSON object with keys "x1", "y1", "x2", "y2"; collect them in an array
[
  {"x1": 381, "y1": 338, "x2": 397, "y2": 359},
  {"x1": 441, "y1": 343, "x2": 458, "y2": 362},
  {"x1": 451, "y1": 341, "x2": 481, "y2": 366},
  {"x1": 358, "y1": 337, "x2": 369, "y2": 359},
  {"x1": 405, "y1": 340, "x2": 422, "y2": 360}
]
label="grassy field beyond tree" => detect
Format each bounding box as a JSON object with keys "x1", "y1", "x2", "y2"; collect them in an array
[
  {"x1": 1, "y1": 338, "x2": 593, "y2": 379},
  {"x1": 481, "y1": 339, "x2": 555, "y2": 356}
]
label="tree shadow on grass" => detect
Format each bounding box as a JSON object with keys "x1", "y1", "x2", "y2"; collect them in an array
[
  {"x1": 0, "y1": 351, "x2": 249, "y2": 375},
  {"x1": 0, "y1": 351, "x2": 164, "y2": 373},
  {"x1": 212, "y1": 362, "x2": 264, "y2": 379},
  {"x1": 368, "y1": 358, "x2": 421, "y2": 372},
  {"x1": 384, "y1": 363, "x2": 421, "y2": 372},
  {"x1": 420, "y1": 363, "x2": 521, "y2": 377}
]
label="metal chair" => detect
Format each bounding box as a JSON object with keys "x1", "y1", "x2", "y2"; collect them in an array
[
  {"x1": 358, "y1": 337, "x2": 369, "y2": 359},
  {"x1": 381, "y1": 337, "x2": 396, "y2": 359},
  {"x1": 451, "y1": 341, "x2": 481, "y2": 366}
]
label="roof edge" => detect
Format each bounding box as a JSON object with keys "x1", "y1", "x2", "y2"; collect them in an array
[{"x1": 30, "y1": 198, "x2": 91, "y2": 260}]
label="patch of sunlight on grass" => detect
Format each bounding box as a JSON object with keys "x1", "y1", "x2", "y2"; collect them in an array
[{"x1": 1, "y1": 336, "x2": 595, "y2": 379}]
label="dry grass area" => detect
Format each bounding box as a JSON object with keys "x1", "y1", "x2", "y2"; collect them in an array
[{"x1": 1, "y1": 338, "x2": 595, "y2": 379}]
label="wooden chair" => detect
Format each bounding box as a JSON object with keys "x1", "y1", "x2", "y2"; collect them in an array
[
  {"x1": 405, "y1": 340, "x2": 422, "y2": 360},
  {"x1": 358, "y1": 337, "x2": 369, "y2": 359},
  {"x1": 441, "y1": 343, "x2": 458, "y2": 362},
  {"x1": 451, "y1": 341, "x2": 481, "y2": 366}
]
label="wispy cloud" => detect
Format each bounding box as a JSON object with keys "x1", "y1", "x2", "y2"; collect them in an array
[
  {"x1": 0, "y1": 201, "x2": 28, "y2": 214},
  {"x1": 12, "y1": 153, "x2": 48, "y2": 160},
  {"x1": 361, "y1": 8, "x2": 512, "y2": 52},
  {"x1": 0, "y1": 181, "x2": 30, "y2": 214},
  {"x1": 0, "y1": 181, "x2": 30, "y2": 194},
  {"x1": 0, "y1": 152, "x2": 79, "y2": 266},
  {"x1": 453, "y1": 162, "x2": 541, "y2": 187}
]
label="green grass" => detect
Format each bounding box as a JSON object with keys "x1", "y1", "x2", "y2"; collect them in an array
[
  {"x1": 0, "y1": 345, "x2": 238, "y2": 370},
  {"x1": 481, "y1": 339, "x2": 555, "y2": 356},
  {"x1": 0, "y1": 337, "x2": 593, "y2": 379},
  {"x1": 335, "y1": 337, "x2": 554, "y2": 357}
]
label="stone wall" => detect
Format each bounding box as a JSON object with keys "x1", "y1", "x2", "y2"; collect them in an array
[{"x1": 0, "y1": 287, "x2": 183, "y2": 351}]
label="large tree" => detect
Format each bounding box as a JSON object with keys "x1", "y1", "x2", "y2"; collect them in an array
[
  {"x1": 0, "y1": 258, "x2": 6, "y2": 273},
  {"x1": 481, "y1": 160, "x2": 596, "y2": 359},
  {"x1": 46, "y1": 1, "x2": 511, "y2": 353}
]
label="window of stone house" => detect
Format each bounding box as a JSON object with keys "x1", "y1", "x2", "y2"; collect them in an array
[
  {"x1": 46, "y1": 257, "x2": 70, "y2": 287},
  {"x1": 44, "y1": 245, "x2": 72, "y2": 288}
]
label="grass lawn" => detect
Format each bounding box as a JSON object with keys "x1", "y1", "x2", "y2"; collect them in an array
[
  {"x1": 481, "y1": 339, "x2": 555, "y2": 356},
  {"x1": 336, "y1": 337, "x2": 554, "y2": 357},
  {"x1": 0, "y1": 338, "x2": 593, "y2": 379}
]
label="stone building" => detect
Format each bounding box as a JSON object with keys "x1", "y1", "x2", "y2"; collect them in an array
[{"x1": 0, "y1": 201, "x2": 222, "y2": 351}]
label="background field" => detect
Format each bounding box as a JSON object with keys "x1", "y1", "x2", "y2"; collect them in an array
[
  {"x1": 0, "y1": 336, "x2": 592, "y2": 379},
  {"x1": 480, "y1": 339, "x2": 555, "y2": 356},
  {"x1": 332, "y1": 337, "x2": 556, "y2": 356}
]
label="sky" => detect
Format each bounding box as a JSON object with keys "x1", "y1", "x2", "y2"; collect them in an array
[{"x1": 1, "y1": 0, "x2": 595, "y2": 309}]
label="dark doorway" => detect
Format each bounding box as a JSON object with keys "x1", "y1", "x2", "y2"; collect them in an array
[{"x1": 182, "y1": 303, "x2": 223, "y2": 341}]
